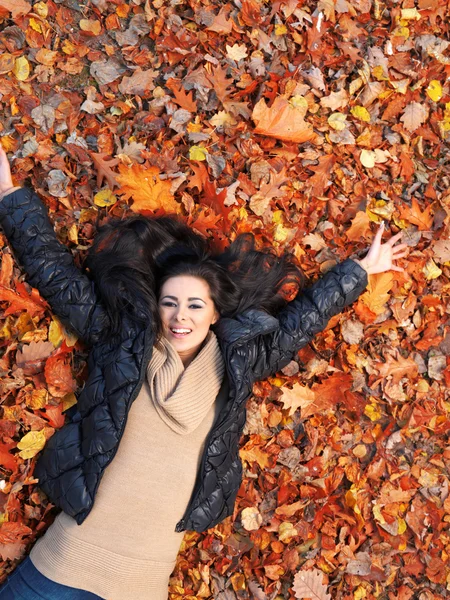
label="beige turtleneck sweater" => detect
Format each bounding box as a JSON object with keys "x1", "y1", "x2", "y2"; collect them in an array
[{"x1": 29, "y1": 332, "x2": 228, "y2": 600}]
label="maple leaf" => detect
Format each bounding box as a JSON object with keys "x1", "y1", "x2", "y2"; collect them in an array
[
  {"x1": 400, "y1": 102, "x2": 429, "y2": 132},
  {"x1": 115, "y1": 164, "x2": 178, "y2": 213},
  {"x1": 279, "y1": 382, "x2": 316, "y2": 417},
  {"x1": 399, "y1": 197, "x2": 433, "y2": 231},
  {"x1": 293, "y1": 569, "x2": 331, "y2": 600},
  {"x1": 90, "y1": 152, "x2": 120, "y2": 190},
  {"x1": 187, "y1": 162, "x2": 208, "y2": 192},
  {"x1": 0, "y1": 441, "x2": 18, "y2": 473},
  {"x1": 252, "y1": 97, "x2": 317, "y2": 143},
  {"x1": 239, "y1": 445, "x2": 271, "y2": 469},
  {"x1": 0, "y1": 283, "x2": 48, "y2": 318},
  {"x1": 189, "y1": 208, "x2": 221, "y2": 236}
]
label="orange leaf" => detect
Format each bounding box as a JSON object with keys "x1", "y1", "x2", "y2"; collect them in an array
[
  {"x1": 293, "y1": 569, "x2": 331, "y2": 600},
  {"x1": 44, "y1": 354, "x2": 77, "y2": 398},
  {"x1": 116, "y1": 164, "x2": 178, "y2": 213},
  {"x1": 399, "y1": 197, "x2": 433, "y2": 230},
  {"x1": 206, "y1": 5, "x2": 233, "y2": 34},
  {"x1": 359, "y1": 272, "x2": 393, "y2": 315},
  {"x1": 166, "y1": 78, "x2": 197, "y2": 112},
  {"x1": 0, "y1": 0, "x2": 31, "y2": 18},
  {"x1": 187, "y1": 162, "x2": 208, "y2": 192},
  {"x1": 375, "y1": 350, "x2": 418, "y2": 385},
  {"x1": 345, "y1": 211, "x2": 371, "y2": 241},
  {"x1": 306, "y1": 155, "x2": 336, "y2": 197},
  {"x1": 189, "y1": 208, "x2": 221, "y2": 237},
  {"x1": 0, "y1": 284, "x2": 47, "y2": 318},
  {"x1": 252, "y1": 97, "x2": 317, "y2": 143}
]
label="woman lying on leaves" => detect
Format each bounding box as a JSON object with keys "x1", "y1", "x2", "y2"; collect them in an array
[{"x1": 0, "y1": 144, "x2": 408, "y2": 600}]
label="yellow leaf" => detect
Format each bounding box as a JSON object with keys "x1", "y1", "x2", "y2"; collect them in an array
[
  {"x1": 423, "y1": 258, "x2": 442, "y2": 280},
  {"x1": 79, "y1": 19, "x2": 102, "y2": 34},
  {"x1": 29, "y1": 17, "x2": 42, "y2": 32},
  {"x1": 49, "y1": 318, "x2": 64, "y2": 347},
  {"x1": 354, "y1": 585, "x2": 367, "y2": 600},
  {"x1": 13, "y1": 56, "x2": 30, "y2": 81},
  {"x1": 94, "y1": 188, "x2": 118, "y2": 207},
  {"x1": 34, "y1": 1, "x2": 48, "y2": 17},
  {"x1": 401, "y1": 7, "x2": 421, "y2": 20},
  {"x1": 364, "y1": 402, "x2": 381, "y2": 421},
  {"x1": 351, "y1": 106, "x2": 371, "y2": 122},
  {"x1": 278, "y1": 522, "x2": 297, "y2": 542},
  {"x1": 116, "y1": 164, "x2": 178, "y2": 213},
  {"x1": 398, "y1": 518, "x2": 407, "y2": 535},
  {"x1": 360, "y1": 149, "x2": 376, "y2": 168},
  {"x1": 17, "y1": 430, "x2": 46, "y2": 459},
  {"x1": 27, "y1": 389, "x2": 48, "y2": 410},
  {"x1": 289, "y1": 95, "x2": 308, "y2": 110},
  {"x1": 392, "y1": 26, "x2": 409, "y2": 38},
  {"x1": 67, "y1": 223, "x2": 78, "y2": 244},
  {"x1": 426, "y1": 80, "x2": 442, "y2": 102},
  {"x1": 328, "y1": 112, "x2": 347, "y2": 131},
  {"x1": 62, "y1": 392, "x2": 77, "y2": 412},
  {"x1": 361, "y1": 272, "x2": 393, "y2": 315},
  {"x1": 240, "y1": 446, "x2": 271, "y2": 469},
  {"x1": 275, "y1": 23, "x2": 287, "y2": 35},
  {"x1": 189, "y1": 146, "x2": 208, "y2": 161}
]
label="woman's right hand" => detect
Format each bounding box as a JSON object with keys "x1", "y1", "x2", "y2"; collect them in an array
[{"x1": 0, "y1": 144, "x2": 15, "y2": 197}]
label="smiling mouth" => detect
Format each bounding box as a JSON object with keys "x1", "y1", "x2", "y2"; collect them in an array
[{"x1": 170, "y1": 328, "x2": 192, "y2": 337}]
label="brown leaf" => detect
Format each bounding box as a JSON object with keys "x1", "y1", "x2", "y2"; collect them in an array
[
  {"x1": 166, "y1": 78, "x2": 197, "y2": 112},
  {"x1": 376, "y1": 350, "x2": 419, "y2": 385},
  {"x1": 306, "y1": 155, "x2": 336, "y2": 197},
  {"x1": 293, "y1": 569, "x2": 331, "y2": 600},
  {"x1": 0, "y1": 0, "x2": 30, "y2": 18},
  {"x1": 90, "y1": 152, "x2": 120, "y2": 190}
]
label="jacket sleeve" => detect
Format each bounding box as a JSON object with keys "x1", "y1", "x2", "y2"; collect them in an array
[
  {"x1": 0, "y1": 187, "x2": 110, "y2": 345},
  {"x1": 247, "y1": 258, "x2": 368, "y2": 382}
]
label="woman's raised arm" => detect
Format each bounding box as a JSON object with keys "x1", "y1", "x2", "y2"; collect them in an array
[
  {"x1": 0, "y1": 146, "x2": 110, "y2": 345},
  {"x1": 240, "y1": 223, "x2": 409, "y2": 382}
]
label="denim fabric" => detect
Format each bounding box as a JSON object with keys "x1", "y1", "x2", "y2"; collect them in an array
[{"x1": 0, "y1": 555, "x2": 103, "y2": 599}]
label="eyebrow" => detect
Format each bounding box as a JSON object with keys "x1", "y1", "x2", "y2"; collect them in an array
[{"x1": 161, "y1": 295, "x2": 206, "y2": 303}]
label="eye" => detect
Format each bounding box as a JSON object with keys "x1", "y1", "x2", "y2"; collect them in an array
[
  {"x1": 161, "y1": 301, "x2": 176, "y2": 307},
  {"x1": 190, "y1": 304, "x2": 203, "y2": 309}
]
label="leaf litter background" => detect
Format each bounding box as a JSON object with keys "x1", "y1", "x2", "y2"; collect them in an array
[{"x1": 0, "y1": 0, "x2": 449, "y2": 598}]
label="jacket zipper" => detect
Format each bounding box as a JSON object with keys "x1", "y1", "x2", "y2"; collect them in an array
[{"x1": 81, "y1": 326, "x2": 155, "y2": 523}]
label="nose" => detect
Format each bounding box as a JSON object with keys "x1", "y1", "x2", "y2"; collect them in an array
[{"x1": 174, "y1": 306, "x2": 187, "y2": 322}]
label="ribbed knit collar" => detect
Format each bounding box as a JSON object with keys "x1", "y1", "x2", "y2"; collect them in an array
[{"x1": 146, "y1": 331, "x2": 224, "y2": 435}]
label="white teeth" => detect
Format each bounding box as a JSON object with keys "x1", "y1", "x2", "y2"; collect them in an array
[{"x1": 171, "y1": 328, "x2": 191, "y2": 333}]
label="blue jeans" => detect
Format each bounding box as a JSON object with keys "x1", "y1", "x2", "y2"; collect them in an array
[{"x1": 0, "y1": 555, "x2": 103, "y2": 599}]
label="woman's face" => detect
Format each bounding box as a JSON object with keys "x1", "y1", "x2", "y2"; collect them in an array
[{"x1": 158, "y1": 275, "x2": 219, "y2": 365}]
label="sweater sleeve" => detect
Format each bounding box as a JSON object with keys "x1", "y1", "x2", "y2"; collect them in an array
[{"x1": 0, "y1": 186, "x2": 111, "y2": 345}]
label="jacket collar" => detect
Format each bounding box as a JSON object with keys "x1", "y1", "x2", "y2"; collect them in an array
[{"x1": 212, "y1": 308, "x2": 279, "y2": 345}]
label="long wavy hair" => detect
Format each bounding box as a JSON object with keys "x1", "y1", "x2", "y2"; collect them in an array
[{"x1": 83, "y1": 214, "x2": 304, "y2": 340}]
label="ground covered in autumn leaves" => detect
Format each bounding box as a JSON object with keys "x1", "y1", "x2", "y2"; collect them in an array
[{"x1": 0, "y1": 0, "x2": 449, "y2": 598}]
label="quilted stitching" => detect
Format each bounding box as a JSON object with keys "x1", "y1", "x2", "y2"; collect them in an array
[{"x1": 0, "y1": 188, "x2": 368, "y2": 533}]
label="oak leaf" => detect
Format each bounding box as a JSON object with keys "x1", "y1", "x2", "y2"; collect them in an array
[
  {"x1": 293, "y1": 569, "x2": 331, "y2": 600},
  {"x1": 90, "y1": 152, "x2": 120, "y2": 190},
  {"x1": 345, "y1": 211, "x2": 371, "y2": 241},
  {"x1": 306, "y1": 155, "x2": 336, "y2": 197},
  {"x1": 375, "y1": 351, "x2": 418, "y2": 384},
  {"x1": 115, "y1": 164, "x2": 178, "y2": 213},
  {"x1": 44, "y1": 353, "x2": 77, "y2": 398},
  {"x1": 166, "y1": 78, "x2": 197, "y2": 112},
  {"x1": 252, "y1": 97, "x2": 317, "y2": 143},
  {"x1": 279, "y1": 382, "x2": 316, "y2": 416}
]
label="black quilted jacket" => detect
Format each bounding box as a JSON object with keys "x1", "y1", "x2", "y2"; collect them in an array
[{"x1": 0, "y1": 187, "x2": 368, "y2": 533}]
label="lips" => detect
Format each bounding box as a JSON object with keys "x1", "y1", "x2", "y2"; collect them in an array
[{"x1": 170, "y1": 327, "x2": 192, "y2": 338}]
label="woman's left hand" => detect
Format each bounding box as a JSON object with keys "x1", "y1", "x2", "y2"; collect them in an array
[{"x1": 354, "y1": 221, "x2": 409, "y2": 275}]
